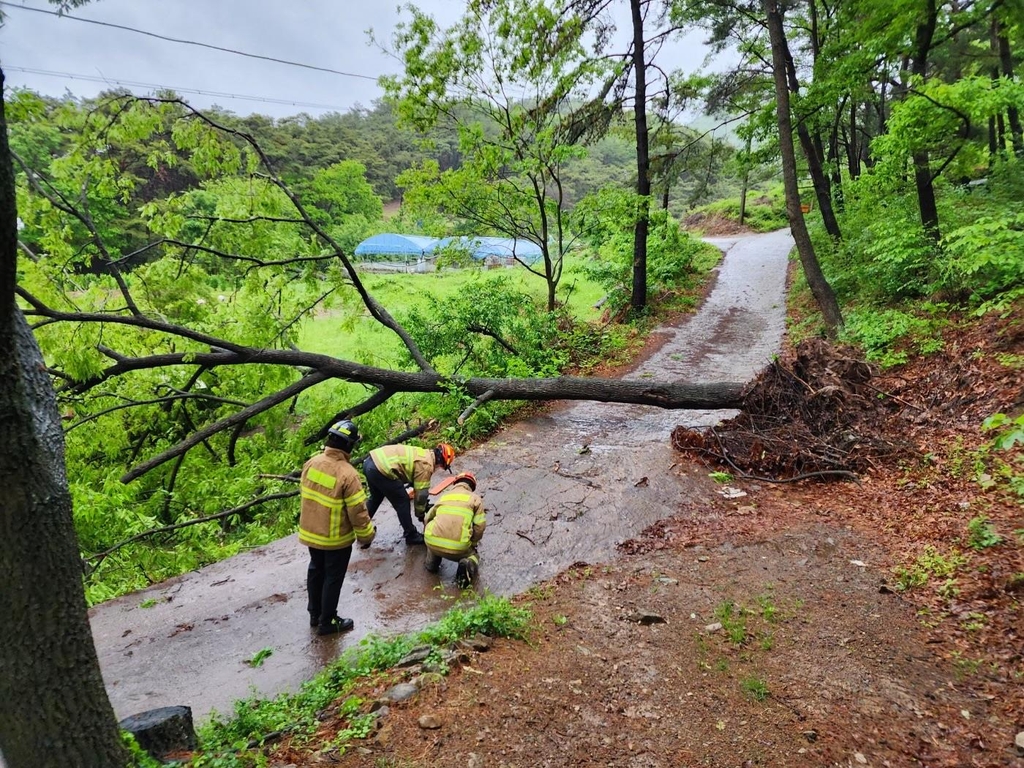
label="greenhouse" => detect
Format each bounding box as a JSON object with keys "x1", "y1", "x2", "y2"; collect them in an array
[{"x1": 353, "y1": 234, "x2": 543, "y2": 271}]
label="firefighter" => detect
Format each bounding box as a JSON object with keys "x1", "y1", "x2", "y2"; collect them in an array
[
  {"x1": 423, "y1": 472, "x2": 485, "y2": 588},
  {"x1": 362, "y1": 442, "x2": 456, "y2": 545},
  {"x1": 299, "y1": 419, "x2": 375, "y2": 636}
]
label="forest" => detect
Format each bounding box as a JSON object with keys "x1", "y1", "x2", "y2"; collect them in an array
[{"x1": 0, "y1": 0, "x2": 1021, "y2": 766}]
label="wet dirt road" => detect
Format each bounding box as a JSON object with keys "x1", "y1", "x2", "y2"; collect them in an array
[{"x1": 87, "y1": 229, "x2": 794, "y2": 723}]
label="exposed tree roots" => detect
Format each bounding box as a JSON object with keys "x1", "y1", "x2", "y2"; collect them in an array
[{"x1": 672, "y1": 338, "x2": 918, "y2": 481}]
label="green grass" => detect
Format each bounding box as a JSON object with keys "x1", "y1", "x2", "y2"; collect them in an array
[
  {"x1": 298, "y1": 264, "x2": 606, "y2": 362},
  {"x1": 193, "y1": 594, "x2": 531, "y2": 765}
]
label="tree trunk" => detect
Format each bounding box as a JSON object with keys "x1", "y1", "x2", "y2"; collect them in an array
[
  {"x1": 739, "y1": 133, "x2": 752, "y2": 225},
  {"x1": 911, "y1": 0, "x2": 940, "y2": 240},
  {"x1": 996, "y1": 22, "x2": 1023, "y2": 155},
  {"x1": 781, "y1": 30, "x2": 842, "y2": 240},
  {"x1": 847, "y1": 101, "x2": 860, "y2": 179},
  {"x1": 0, "y1": 71, "x2": 129, "y2": 768},
  {"x1": 764, "y1": 0, "x2": 843, "y2": 333},
  {"x1": 630, "y1": 0, "x2": 650, "y2": 315}
]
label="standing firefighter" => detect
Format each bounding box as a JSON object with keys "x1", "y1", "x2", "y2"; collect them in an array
[
  {"x1": 424, "y1": 472, "x2": 485, "y2": 588},
  {"x1": 299, "y1": 420, "x2": 375, "y2": 636},
  {"x1": 363, "y1": 442, "x2": 455, "y2": 546}
]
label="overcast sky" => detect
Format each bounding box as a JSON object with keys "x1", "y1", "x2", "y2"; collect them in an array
[{"x1": 0, "y1": 0, "x2": 718, "y2": 119}]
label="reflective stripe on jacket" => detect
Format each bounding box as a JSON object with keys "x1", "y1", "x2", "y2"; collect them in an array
[
  {"x1": 368, "y1": 444, "x2": 436, "y2": 493},
  {"x1": 299, "y1": 447, "x2": 375, "y2": 550},
  {"x1": 424, "y1": 483, "x2": 485, "y2": 557}
]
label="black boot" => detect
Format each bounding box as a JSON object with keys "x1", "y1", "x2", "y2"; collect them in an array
[
  {"x1": 404, "y1": 530, "x2": 424, "y2": 546},
  {"x1": 455, "y1": 557, "x2": 478, "y2": 588},
  {"x1": 318, "y1": 617, "x2": 354, "y2": 636}
]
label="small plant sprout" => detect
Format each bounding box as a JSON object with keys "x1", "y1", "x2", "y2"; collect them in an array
[
  {"x1": 709, "y1": 471, "x2": 733, "y2": 484},
  {"x1": 245, "y1": 647, "x2": 274, "y2": 668},
  {"x1": 741, "y1": 676, "x2": 769, "y2": 701},
  {"x1": 966, "y1": 516, "x2": 1003, "y2": 550}
]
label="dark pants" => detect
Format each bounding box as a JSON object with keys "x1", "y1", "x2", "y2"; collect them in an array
[
  {"x1": 306, "y1": 546, "x2": 352, "y2": 623},
  {"x1": 363, "y1": 455, "x2": 418, "y2": 538},
  {"x1": 425, "y1": 546, "x2": 479, "y2": 573}
]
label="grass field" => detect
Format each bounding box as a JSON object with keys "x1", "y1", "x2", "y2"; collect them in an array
[
  {"x1": 293, "y1": 260, "x2": 609, "y2": 424},
  {"x1": 297, "y1": 261, "x2": 606, "y2": 363}
]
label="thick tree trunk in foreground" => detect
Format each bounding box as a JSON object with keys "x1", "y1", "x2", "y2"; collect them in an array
[
  {"x1": 764, "y1": 0, "x2": 843, "y2": 333},
  {"x1": 0, "y1": 69, "x2": 128, "y2": 768}
]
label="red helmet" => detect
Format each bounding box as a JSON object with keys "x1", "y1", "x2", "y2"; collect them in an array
[
  {"x1": 435, "y1": 443, "x2": 455, "y2": 471},
  {"x1": 453, "y1": 471, "x2": 477, "y2": 491}
]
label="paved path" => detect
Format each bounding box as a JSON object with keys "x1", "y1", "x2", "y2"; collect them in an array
[{"x1": 86, "y1": 229, "x2": 794, "y2": 723}]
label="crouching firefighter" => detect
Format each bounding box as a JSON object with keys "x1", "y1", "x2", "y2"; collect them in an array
[{"x1": 423, "y1": 472, "x2": 485, "y2": 588}]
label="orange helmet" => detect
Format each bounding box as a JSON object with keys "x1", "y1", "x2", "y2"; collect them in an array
[
  {"x1": 453, "y1": 471, "x2": 476, "y2": 491},
  {"x1": 434, "y1": 443, "x2": 455, "y2": 471}
]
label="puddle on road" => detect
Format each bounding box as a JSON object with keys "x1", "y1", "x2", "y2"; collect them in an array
[{"x1": 87, "y1": 230, "x2": 794, "y2": 723}]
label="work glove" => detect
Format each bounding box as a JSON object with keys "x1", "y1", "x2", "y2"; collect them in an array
[{"x1": 357, "y1": 525, "x2": 376, "y2": 549}]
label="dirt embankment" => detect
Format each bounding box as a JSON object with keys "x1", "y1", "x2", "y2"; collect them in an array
[{"x1": 276, "y1": 310, "x2": 1023, "y2": 768}]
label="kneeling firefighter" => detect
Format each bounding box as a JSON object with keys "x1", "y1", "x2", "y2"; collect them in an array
[{"x1": 423, "y1": 472, "x2": 485, "y2": 588}]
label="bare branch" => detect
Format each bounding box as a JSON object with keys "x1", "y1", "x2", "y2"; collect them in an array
[
  {"x1": 84, "y1": 490, "x2": 298, "y2": 570},
  {"x1": 458, "y1": 389, "x2": 495, "y2": 424},
  {"x1": 121, "y1": 370, "x2": 330, "y2": 483}
]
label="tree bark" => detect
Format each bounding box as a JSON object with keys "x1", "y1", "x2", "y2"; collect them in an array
[
  {"x1": 630, "y1": 0, "x2": 650, "y2": 315},
  {"x1": 995, "y1": 20, "x2": 1023, "y2": 156},
  {"x1": 781, "y1": 31, "x2": 842, "y2": 240},
  {"x1": 764, "y1": 0, "x2": 843, "y2": 333},
  {"x1": 911, "y1": 0, "x2": 940, "y2": 240},
  {"x1": 739, "y1": 133, "x2": 752, "y2": 225},
  {"x1": 0, "y1": 70, "x2": 129, "y2": 768},
  {"x1": 847, "y1": 101, "x2": 860, "y2": 179}
]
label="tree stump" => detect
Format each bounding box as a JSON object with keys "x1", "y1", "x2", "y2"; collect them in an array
[{"x1": 120, "y1": 706, "x2": 198, "y2": 761}]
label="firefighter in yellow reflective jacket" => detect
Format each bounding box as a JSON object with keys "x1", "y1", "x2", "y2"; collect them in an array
[
  {"x1": 362, "y1": 442, "x2": 455, "y2": 546},
  {"x1": 423, "y1": 472, "x2": 485, "y2": 588},
  {"x1": 299, "y1": 420, "x2": 375, "y2": 636}
]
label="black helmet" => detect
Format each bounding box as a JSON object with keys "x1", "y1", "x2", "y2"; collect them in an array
[{"x1": 326, "y1": 419, "x2": 359, "y2": 452}]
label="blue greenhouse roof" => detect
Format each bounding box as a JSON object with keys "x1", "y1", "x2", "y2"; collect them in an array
[
  {"x1": 436, "y1": 236, "x2": 542, "y2": 263},
  {"x1": 353, "y1": 233, "x2": 440, "y2": 257}
]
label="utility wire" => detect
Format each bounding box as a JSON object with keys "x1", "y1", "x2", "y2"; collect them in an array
[
  {"x1": 0, "y1": 1, "x2": 379, "y2": 81},
  {"x1": 4, "y1": 65, "x2": 349, "y2": 111}
]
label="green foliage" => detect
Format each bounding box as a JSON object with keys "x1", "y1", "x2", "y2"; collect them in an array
[
  {"x1": 574, "y1": 188, "x2": 719, "y2": 316},
  {"x1": 713, "y1": 600, "x2": 750, "y2": 645},
  {"x1": 965, "y1": 516, "x2": 1003, "y2": 550},
  {"x1": 193, "y1": 595, "x2": 530, "y2": 764},
  {"x1": 740, "y1": 676, "x2": 770, "y2": 701},
  {"x1": 982, "y1": 413, "x2": 1024, "y2": 452},
  {"x1": 245, "y1": 648, "x2": 274, "y2": 668},
  {"x1": 708, "y1": 471, "x2": 733, "y2": 484},
  {"x1": 383, "y1": 0, "x2": 621, "y2": 308},
  {"x1": 122, "y1": 731, "x2": 163, "y2": 768},
  {"x1": 838, "y1": 306, "x2": 947, "y2": 367},
  {"x1": 893, "y1": 546, "x2": 967, "y2": 592},
  {"x1": 940, "y1": 208, "x2": 1024, "y2": 303},
  {"x1": 690, "y1": 190, "x2": 788, "y2": 233},
  {"x1": 977, "y1": 413, "x2": 1024, "y2": 499}
]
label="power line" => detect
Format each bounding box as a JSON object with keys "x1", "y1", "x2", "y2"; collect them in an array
[
  {"x1": 4, "y1": 65, "x2": 350, "y2": 111},
  {"x1": 0, "y1": 1, "x2": 379, "y2": 81}
]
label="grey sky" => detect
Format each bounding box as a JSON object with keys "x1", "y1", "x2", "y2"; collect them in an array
[{"x1": 0, "y1": 0, "x2": 717, "y2": 119}]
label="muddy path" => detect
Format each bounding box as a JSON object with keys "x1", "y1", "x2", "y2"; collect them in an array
[{"x1": 87, "y1": 229, "x2": 795, "y2": 723}]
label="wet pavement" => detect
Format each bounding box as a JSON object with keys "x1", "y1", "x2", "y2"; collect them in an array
[{"x1": 87, "y1": 229, "x2": 794, "y2": 723}]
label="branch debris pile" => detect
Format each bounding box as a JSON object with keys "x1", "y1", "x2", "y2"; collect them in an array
[{"x1": 671, "y1": 338, "x2": 916, "y2": 480}]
